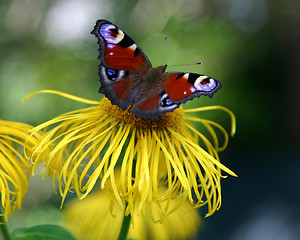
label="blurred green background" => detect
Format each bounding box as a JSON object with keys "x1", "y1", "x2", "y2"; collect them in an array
[{"x1": 1, "y1": 0, "x2": 300, "y2": 239}]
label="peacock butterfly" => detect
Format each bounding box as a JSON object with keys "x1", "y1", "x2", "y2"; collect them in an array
[{"x1": 91, "y1": 19, "x2": 221, "y2": 120}]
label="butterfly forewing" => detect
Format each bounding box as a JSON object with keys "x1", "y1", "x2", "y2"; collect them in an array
[
  {"x1": 91, "y1": 19, "x2": 151, "y2": 71},
  {"x1": 163, "y1": 72, "x2": 222, "y2": 104},
  {"x1": 92, "y1": 20, "x2": 154, "y2": 111}
]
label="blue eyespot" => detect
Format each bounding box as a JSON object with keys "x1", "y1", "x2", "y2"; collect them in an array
[
  {"x1": 106, "y1": 68, "x2": 118, "y2": 81},
  {"x1": 161, "y1": 94, "x2": 174, "y2": 107}
]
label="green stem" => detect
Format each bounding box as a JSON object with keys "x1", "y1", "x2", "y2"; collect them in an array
[
  {"x1": 0, "y1": 208, "x2": 12, "y2": 240},
  {"x1": 117, "y1": 211, "x2": 131, "y2": 240}
]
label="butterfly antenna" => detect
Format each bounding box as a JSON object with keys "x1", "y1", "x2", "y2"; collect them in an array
[
  {"x1": 161, "y1": 36, "x2": 167, "y2": 65},
  {"x1": 168, "y1": 62, "x2": 202, "y2": 67}
]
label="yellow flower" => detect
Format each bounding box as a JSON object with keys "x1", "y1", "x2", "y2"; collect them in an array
[
  {"x1": 63, "y1": 185, "x2": 202, "y2": 240},
  {"x1": 0, "y1": 120, "x2": 41, "y2": 222},
  {"x1": 26, "y1": 90, "x2": 236, "y2": 222}
]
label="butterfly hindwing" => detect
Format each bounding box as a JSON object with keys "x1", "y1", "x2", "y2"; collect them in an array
[
  {"x1": 97, "y1": 66, "x2": 139, "y2": 110},
  {"x1": 131, "y1": 91, "x2": 179, "y2": 120},
  {"x1": 162, "y1": 72, "x2": 222, "y2": 104}
]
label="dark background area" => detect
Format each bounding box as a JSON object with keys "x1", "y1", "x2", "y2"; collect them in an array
[{"x1": 1, "y1": 0, "x2": 299, "y2": 239}]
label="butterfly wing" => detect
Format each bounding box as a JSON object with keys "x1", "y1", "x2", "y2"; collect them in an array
[
  {"x1": 91, "y1": 19, "x2": 151, "y2": 110},
  {"x1": 162, "y1": 72, "x2": 222, "y2": 104},
  {"x1": 91, "y1": 19, "x2": 151, "y2": 71},
  {"x1": 130, "y1": 91, "x2": 180, "y2": 120},
  {"x1": 131, "y1": 72, "x2": 221, "y2": 120}
]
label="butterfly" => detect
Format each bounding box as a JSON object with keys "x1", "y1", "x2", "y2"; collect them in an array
[{"x1": 91, "y1": 19, "x2": 221, "y2": 120}]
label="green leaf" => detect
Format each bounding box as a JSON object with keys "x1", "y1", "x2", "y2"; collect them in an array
[{"x1": 12, "y1": 225, "x2": 75, "y2": 240}]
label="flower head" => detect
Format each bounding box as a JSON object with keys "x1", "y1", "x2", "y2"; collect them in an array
[
  {"x1": 0, "y1": 120, "x2": 41, "y2": 222},
  {"x1": 27, "y1": 90, "x2": 236, "y2": 222},
  {"x1": 63, "y1": 183, "x2": 202, "y2": 240}
]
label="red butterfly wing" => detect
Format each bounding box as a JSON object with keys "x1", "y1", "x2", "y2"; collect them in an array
[
  {"x1": 92, "y1": 20, "x2": 153, "y2": 110},
  {"x1": 131, "y1": 92, "x2": 179, "y2": 120},
  {"x1": 91, "y1": 19, "x2": 151, "y2": 72},
  {"x1": 96, "y1": 66, "x2": 140, "y2": 111},
  {"x1": 163, "y1": 72, "x2": 222, "y2": 103}
]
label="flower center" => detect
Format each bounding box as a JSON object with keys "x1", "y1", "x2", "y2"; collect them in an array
[{"x1": 99, "y1": 97, "x2": 184, "y2": 129}]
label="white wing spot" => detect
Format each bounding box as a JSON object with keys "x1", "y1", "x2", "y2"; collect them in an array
[
  {"x1": 183, "y1": 73, "x2": 189, "y2": 79},
  {"x1": 128, "y1": 44, "x2": 137, "y2": 51}
]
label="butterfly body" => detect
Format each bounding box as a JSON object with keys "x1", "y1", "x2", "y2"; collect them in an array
[{"x1": 92, "y1": 19, "x2": 221, "y2": 120}]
